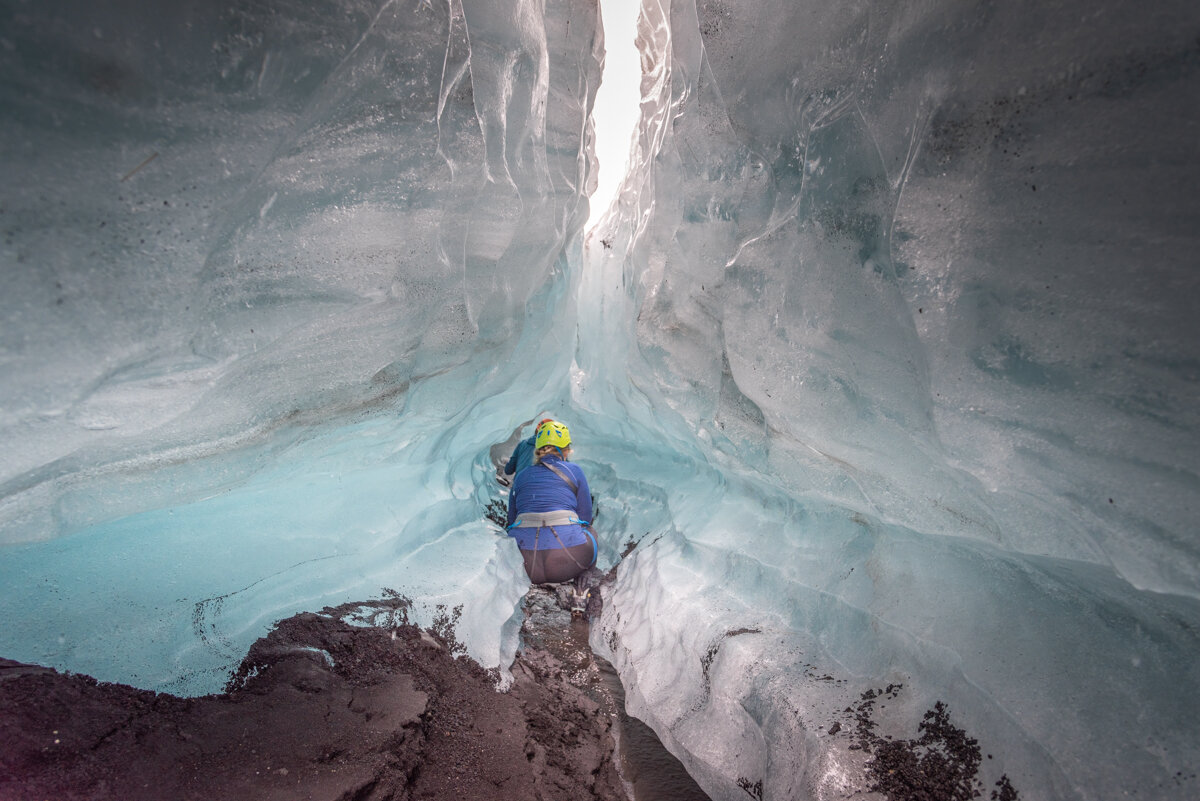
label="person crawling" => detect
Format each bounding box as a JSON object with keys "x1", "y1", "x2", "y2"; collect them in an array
[{"x1": 504, "y1": 420, "x2": 597, "y2": 588}]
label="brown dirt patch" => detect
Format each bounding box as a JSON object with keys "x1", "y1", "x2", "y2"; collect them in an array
[{"x1": 0, "y1": 596, "x2": 626, "y2": 801}]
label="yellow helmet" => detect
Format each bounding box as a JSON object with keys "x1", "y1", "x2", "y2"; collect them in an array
[{"x1": 535, "y1": 421, "x2": 571, "y2": 451}]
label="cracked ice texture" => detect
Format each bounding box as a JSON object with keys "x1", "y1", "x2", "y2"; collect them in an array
[{"x1": 588, "y1": 1, "x2": 1200, "y2": 800}]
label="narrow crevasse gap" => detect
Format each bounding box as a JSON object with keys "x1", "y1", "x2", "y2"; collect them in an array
[
  {"x1": 575, "y1": 3, "x2": 719, "y2": 799},
  {"x1": 585, "y1": 0, "x2": 644, "y2": 233}
]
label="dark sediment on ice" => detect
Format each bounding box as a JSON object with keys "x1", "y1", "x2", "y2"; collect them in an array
[
  {"x1": 0, "y1": 594, "x2": 627, "y2": 801},
  {"x1": 829, "y1": 684, "x2": 1021, "y2": 801}
]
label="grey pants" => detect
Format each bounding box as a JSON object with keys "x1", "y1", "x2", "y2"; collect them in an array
[{"x1": 521, "y1": 535, "x2": 596, "y2": 584}]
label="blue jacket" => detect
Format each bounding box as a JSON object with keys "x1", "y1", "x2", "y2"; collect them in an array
[
  {"x1": 506, "y1": 455, "x2": 592, "y2": 550},
  {"x1": 504, "y1": 435, "x2": 537, "y2": 477}
]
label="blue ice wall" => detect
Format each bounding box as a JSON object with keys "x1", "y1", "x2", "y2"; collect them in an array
[
  {"x1": 586, "y1": 2, "x2": 1200, "y2": 799},
  {"x1": 0, "y1": 0, "x2": 604, "y2": 688},
  {"x1": 2, "y1": 1, "x2": 1199, "y2": 800}
]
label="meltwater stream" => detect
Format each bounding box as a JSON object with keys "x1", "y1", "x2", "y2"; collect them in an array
[
  {"x1": 520, "y1": 586, "x2": 712, "y2": 801},
  {"x1": 597, "y1": 658, "x2": 713, "y2": 801}
]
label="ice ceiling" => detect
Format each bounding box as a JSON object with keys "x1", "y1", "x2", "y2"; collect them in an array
[{"x1": 1, "y1": 1, "x2": 1198, "y2": 800}]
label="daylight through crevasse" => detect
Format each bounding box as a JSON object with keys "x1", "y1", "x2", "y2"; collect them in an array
[{"x1": 586, "y1": 0, "x2": 644, "y2": 232}]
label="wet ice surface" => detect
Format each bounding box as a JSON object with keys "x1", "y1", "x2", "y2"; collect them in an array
[{"x1": 1, "y1": 1, "x2": 1199, "y2": 800}]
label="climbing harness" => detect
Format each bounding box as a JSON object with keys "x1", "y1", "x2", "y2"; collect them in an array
[
  {"x1": 508, "y1": 510, "x2": 596, "y2": 577},
  {"x1": 540, "y1": 459, "x2": 578, "y2": 492},
  {"x1": 509, "y1": 510, "x2": 585, "y2": 529}
]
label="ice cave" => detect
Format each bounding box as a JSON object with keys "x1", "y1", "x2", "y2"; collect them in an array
[{"x1": 2, "y1": 0, "x2": 1198, "y2": 798}]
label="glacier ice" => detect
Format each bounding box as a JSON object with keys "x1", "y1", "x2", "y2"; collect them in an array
[
  {"x1": 0, "y1": 0, "x2": 603, "y2": 688},
  {"x1": 583, "y1": 0, "x2": 1200, "y2": 798},
  {"x1": 2, "y1": 0, "x2": 1200, "y2": 800}
]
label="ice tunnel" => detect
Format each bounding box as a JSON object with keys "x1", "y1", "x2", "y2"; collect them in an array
[{"x1": 2, "y1": 0, "x2": 1199, "y2": 799}]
